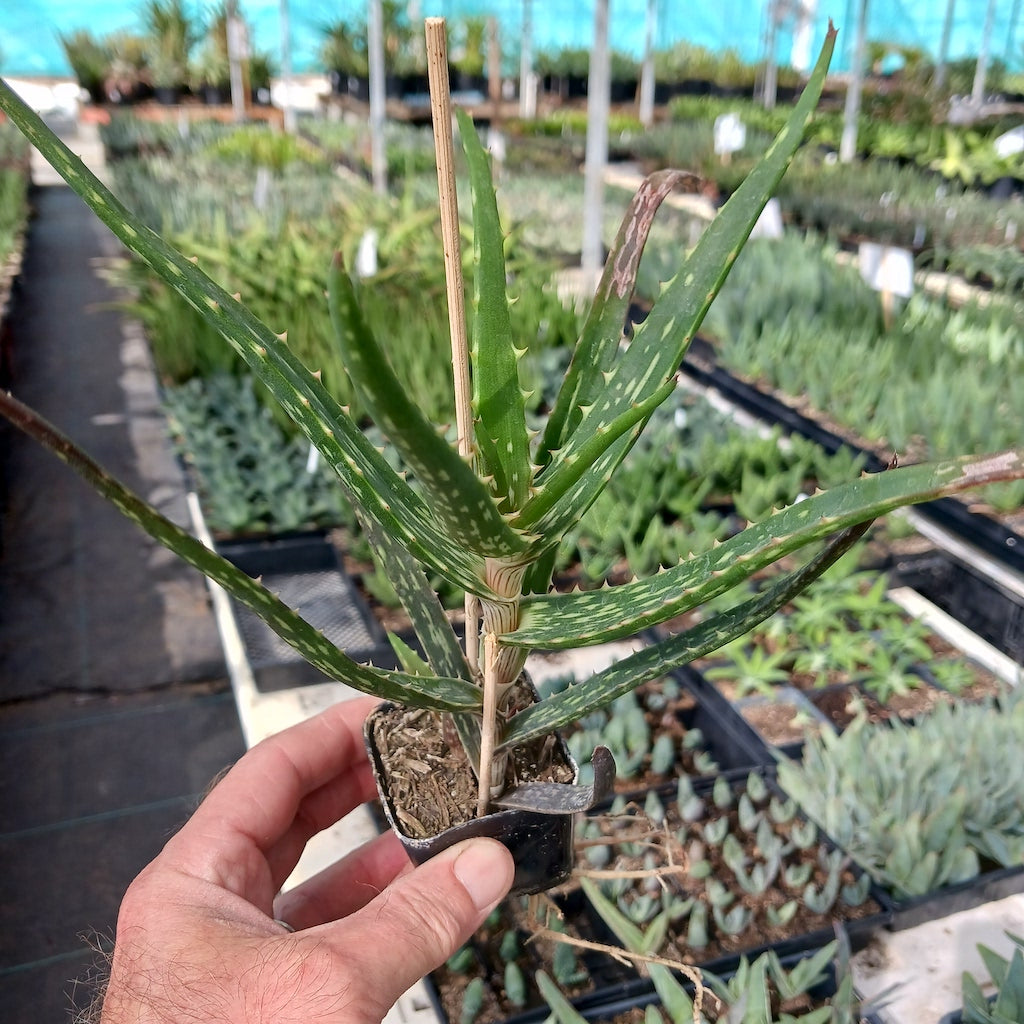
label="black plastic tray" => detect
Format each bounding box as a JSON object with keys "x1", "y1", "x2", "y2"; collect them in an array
[
  {"x1": 889, "y1": 549, "x2": 1024, "y2": 664},
  {"x1": 680, "y1": 340, "x2": 1024, "y2": 577},
  {"x1": 888, "y1": 862, "x2": 1024, "y2": 932},
  {"x1": 216, "y1": 532, "x2": 390, "y2": 691}
]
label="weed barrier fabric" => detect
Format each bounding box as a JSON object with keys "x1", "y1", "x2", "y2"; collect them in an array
[{"x1": 679, "y1": 339, "x2": 1024, "y2": 577}]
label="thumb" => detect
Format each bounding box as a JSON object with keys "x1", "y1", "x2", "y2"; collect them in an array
[{"x1": 328, "y1": 837, "x2": 514, "y2": 1017}]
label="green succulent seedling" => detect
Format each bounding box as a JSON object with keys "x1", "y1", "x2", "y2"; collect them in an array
[
  {"x1": 962, "y1": 932, "x2": 1024, "y2": 1024},
  {"x1": 1, "y1": 22, "x2": 1023, "y2": 836}
]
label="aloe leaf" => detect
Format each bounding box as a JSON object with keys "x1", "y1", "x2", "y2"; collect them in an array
[
  {"x1": 328, "y1": 253, "x2": 527, "y2": 558},
  {"x1": 0, "y1": 391, "x2": 481, "y2": 713},
  {"x1": 387, "y1": 632, "x2": 433, "y2": 676},
  {"x1": 500, "y1": 516, "x2": 871, "y2": 746},
  {"x1": 514, "y1": 378, "x2": 678, "y2": 536},
  {"x1": 516, "y1": 25, "x2": 837, "y2": 535},
  {"x1": 505, "y1": 448, "x2": 1024, "y2": 648},
  {"x1": 0, "y1": 78, "x2": 487, "y2": 595},
  {"x1": 457, "y1": 109, "x2": 532, "y2": 513},
  {"x1": 539, "y1": 169, "x2": 694, "y2": 465},
  {"x1": 534, "y1": 971, "x2": 589, "y2": 1024},
  {"x1": 354, "y1": 506, "x2": 470, "y2": 681},
  {"x1": 357, "y1": 502, "x2": 483, "y2": 767},
  {"x1": 580, "y1": 877, "x2": 646, "y2": 953}
]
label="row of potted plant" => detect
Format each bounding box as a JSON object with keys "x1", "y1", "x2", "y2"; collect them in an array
[
  {"x1": 699, "y1": 231, "x2": 1024, "y2": 515},
  {"x1": 58, "y1": 1, "x2": 274, "y2": 106},
  {"x1": 0, "y1": 120, "x2": 30, "y2": 386}
]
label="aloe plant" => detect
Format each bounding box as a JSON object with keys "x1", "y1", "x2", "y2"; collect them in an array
[{"x1": 1, "y1": 24, "x2": 1023, "y2": 830}]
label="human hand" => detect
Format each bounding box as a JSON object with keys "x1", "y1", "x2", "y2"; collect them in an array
[{"x1": 99, "y1": 696, "x2": 515, "y2": 1023}]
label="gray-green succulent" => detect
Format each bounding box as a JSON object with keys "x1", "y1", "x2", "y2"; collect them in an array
[{"x1": 777, "y1": 689, "x2": 1024, "y2": 899}]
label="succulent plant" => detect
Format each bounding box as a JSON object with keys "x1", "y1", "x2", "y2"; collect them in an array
[
  {"x1": 1, "y1": 20, "x2": 1022, "y2": 852},
  {"x1": 565, "y1": 882, "x2": 877, "y2": 1024},
  {"x1": 585, "y1": 772, "x2": 875, "y2": 964},
  {"x1": 777, "y1": 689, "x2": 1024, "y2": 899},
  {"x1": 962, "y1": 932, "x2": 1024, "y2": 1024}
]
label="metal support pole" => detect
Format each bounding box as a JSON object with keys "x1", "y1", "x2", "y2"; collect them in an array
[
  {"x1": 279, "y1": 0, "x2": 296, "y2": 133},
  {"x1": 971, "y1": 0, "x2": 998, "y2": 109},
  {"x1": 519, "y1": 0, "x2": 535, "y2": 119},
  {"x1": 935, "y1": 0, "x2": 956, "y2": 90},
  {"x1": 368, "y1": 0, "x2": 387, "y2": 195},
  {"x1": 839, "y1": 0, "x2": 868, "y2": 163},
  {"x1": 638, "y1": 0, "x2": 657, "y2": 127},
  {"x1": 581, "y1": 0, "x2": 610, "y2": 285}
]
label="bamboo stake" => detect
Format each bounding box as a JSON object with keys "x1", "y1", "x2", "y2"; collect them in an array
[
  {"x1": 425, "y1": 17, "x2": 480, "y2": 676},
  {"x1": 477, "y1": 633, "x2": 501, "y2": 816}
]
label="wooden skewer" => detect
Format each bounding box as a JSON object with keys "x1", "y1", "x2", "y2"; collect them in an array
[{"x1": 425, "y1": 16, "x2": 481, "y2": 676}]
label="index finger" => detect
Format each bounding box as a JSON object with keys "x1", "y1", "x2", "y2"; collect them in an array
[{"x1": 168, "y1": 696, "x2": 381, "y2": 893}]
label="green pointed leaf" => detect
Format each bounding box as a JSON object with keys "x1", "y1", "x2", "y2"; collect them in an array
[
  {"x1": 328, "y1": 253, "x2": 526, "y2": 558},
  {"x1": 457, "y1": 109, "x2": 532, "y2": 512},
  {"x1": 514, "y1": 379, "x2": 677, "y2": 535},
  {"x1": 356, "y1": 508, "x2": 470, "y2": 681},
  {"x1": 535, "y1": 971, "x2": 589, "y2": 1024},
  {"x1": 580, "y1": 877, "x2": 646, "y2": 953},
  {"x1": 539, "y1": 169, "x2": 694, "y2": 466},
  {"x1": 387, "y1": 632, "x2": 433, "y2": 675},
  {"x1": 505, "y1": 448, "x2": 1024, "y2": 648},
  {"x1": 0, "y1": 78, "x2": 488, "y2": 595},
  {"x1": 501, "y1": 516, "x2": 870, "y2": 746},
  {"x1": 0, "y1": 390, "x2": 481, "y2": 713},
  {"x1": 517, "y1": 26, "x2": 837, "y2": 535}
]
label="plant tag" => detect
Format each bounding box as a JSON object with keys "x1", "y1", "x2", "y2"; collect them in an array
[
  {"x1": 714, "y1": 113, "x2": 746, "y2": 156},
  {"x1": 750, "y1": 198, "x2": 783, "y2": 239},
  {"x1": 493, "y1": 745, "x2": 616, "y2": 814},
  {"x1": 356, "y1": 229, "x2": 379, "y2": 279},
  {"x1": 253, "y1": 167, "x2": 271, "y2": 211},
  {"x1": 305, "y1": 443, "x2": 319, "y2": 474},
  {"x1": 858, "y1": 242, "x2": 914, "y2": 299}
]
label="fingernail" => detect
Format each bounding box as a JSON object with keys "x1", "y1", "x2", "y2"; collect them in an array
[{"x1": 452, "y1": 839, "x2": 514, "y2": 910}]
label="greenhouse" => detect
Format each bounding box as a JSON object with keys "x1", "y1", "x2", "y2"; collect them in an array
[{"x1": 0, "y1": 4, "x2": 1023, "y2": 1023}]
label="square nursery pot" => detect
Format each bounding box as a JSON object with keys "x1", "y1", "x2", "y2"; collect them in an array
[
  {"x1": 217, "y1": 531, "x2": 391, "y2": 691},
  {"x1": 678, "y1": 665, "x2": 830, "y2": 766},
  {"x1": 364, "y1": 698, "x2": 582, "y2": 897}
]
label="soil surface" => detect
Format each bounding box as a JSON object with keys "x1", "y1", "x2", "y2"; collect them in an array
[{"x1": 369, "y1": 692, "x2": 575, "y2": 839}]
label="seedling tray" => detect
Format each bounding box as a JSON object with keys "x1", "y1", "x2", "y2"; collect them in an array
[
  {"x1": 680, "y1": 340, "x2": 1024, "y2": 577},
  {"x1": 577, "y1": 770, "x2": 893, "y2": 988},
  {"x1": 889, "y1": 549, "x2": 1024, "y2": 663},
  {"x1": 887, "y1": 862, "x2": 1024, "y2": 932},
  {"x1": 217, "y1": 532, "x2": 389, "y2": 691},
  {"x1": 547, "y1": 951, "x2": 887, "y2": 1024},
  {"x1": 674, "y1": 664, "x2": 775, "y2": 767}
]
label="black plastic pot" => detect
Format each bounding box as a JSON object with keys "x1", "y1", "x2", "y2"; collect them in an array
[{"x1": 365, "y1": 701, "x2": 580, "y2": 897}]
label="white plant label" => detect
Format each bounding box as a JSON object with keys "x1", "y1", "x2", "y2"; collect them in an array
[
  {"x1": 858, "y1": 242, "x2": 914, "y2": 299},
  {"x1": 356, "y1": 228, "x2": 379, "y2": 279},
  {"x1": 714, "y1": 113, "x2": 746, "y2": 156},
  {"x1": 750, "y1": 198, "x2": 783, "y2": 239}
]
